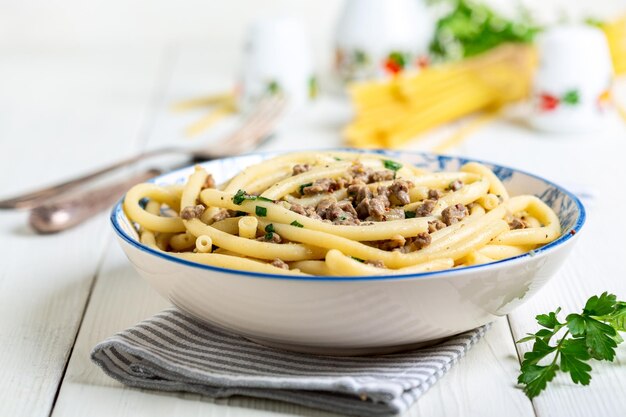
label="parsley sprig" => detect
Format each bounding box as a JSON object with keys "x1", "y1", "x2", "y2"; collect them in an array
[{"x1": 517, "y1": 292, "x2": 626, "y2": 399}]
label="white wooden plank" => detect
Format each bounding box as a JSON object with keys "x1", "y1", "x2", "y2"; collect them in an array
[{"x1": 0, "y1": 47, "x2": 165, "y2": 416}]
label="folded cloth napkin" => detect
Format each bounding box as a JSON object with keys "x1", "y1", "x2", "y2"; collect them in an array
[{"x1": 91, "y1": 308, "x2": 489, "y2": 417}]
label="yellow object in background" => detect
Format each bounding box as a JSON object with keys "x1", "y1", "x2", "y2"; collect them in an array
[
  {"x1": 603, "y1": 15, "x2": 626, "y2": 75},
  {"x1": 345, "y1": 45, "x2": 536, "y2": 149}
]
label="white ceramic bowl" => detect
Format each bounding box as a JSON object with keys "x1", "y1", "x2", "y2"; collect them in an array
[{"x1": 112, "y1": 150, "x2": 585, "y2": 355}]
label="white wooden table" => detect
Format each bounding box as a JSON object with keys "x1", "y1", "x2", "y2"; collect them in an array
[{"x1": 2, "y1": 2, "x2": 626, "y2": 415}]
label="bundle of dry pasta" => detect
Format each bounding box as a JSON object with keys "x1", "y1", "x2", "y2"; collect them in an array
[
  {"x1": 344, "y1": 45, "x2": 536, "y2": 149},
  {"x1": 603, "y1": 15, "x2": 626, "y2": 75},
  {"x1": 123, "y1": 152, "x2": 561, "y2": 276}
]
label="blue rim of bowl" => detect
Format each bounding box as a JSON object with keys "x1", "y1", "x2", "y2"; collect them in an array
[{"x1": 110, "y1": 149, "x2": 586, "y2": 282}]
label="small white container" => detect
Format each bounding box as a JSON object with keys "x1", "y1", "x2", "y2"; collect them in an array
[
  {"x1": 238, "y1": 17, "x2": 315, "y2": 112},
  {"x1": 530, "y1": 25, "x2": 614, "y2": 133},
  {"x1": 334, "y1": 0, "x2": 433, "y2": 82}
]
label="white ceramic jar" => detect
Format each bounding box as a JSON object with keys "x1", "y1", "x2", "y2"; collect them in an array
[
  {"x1": 334, "y1": 0, "x2": 433, "y2": 82},
  {"x1": 238, "y1": 17, "x2": 316, "y2": 112},
  {"x1": 530, "y1": 25, "x2": 614, "y2": 133}
]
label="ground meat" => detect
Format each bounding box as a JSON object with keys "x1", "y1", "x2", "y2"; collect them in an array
[
  {"x1": 347, "y1": 181, "x2": 372, "y2": 206},
  {"x1": 270, "y1": 258, "x2": 289, "y2": 269},
  {"x1": 412, "y1": 232, "x2": 432, "y2": 250},
  {"x1": 509, "y1": 217, "x2": 527, "y2": 230},
  {"x1": 388, "y1": 180, "x2": 413, "y2": 205},
  {"x1": 289, "y1": 203, "x2": 306, "y2": 215},
  {"x1": 334, "y1": 177, "x2": 350, "y2": 189},
  {"x1": 349, "y1": 162, "x2": 373, "y2": 182},
  {"x1": 448, "y1": 180, "x2": 464, "y2": 191},
  {"x1": 374, "y1": 232, "x2": 431, "y2": 253},
  {"x1": 356, "y1": 196, "x2": 387, "y2": 221},
  {"x1": 336, "y1": 200, "x2": 358, "y2": 218},
  {"x1": 365, "y1": 260, "x2": 385, "y2": 268},
  {"x1": 289, "y1": 203, "x2": 322, "y2": 220},
  {"x1": 428, "y1": 220, "x2": 446, "y2": 233},
  {"x1": 315, "y1": 198, "x2": 360, "y2": 225},
  {"x1": 212, "y1": 209, "x2": 237, "y2": 222},
  {"x1": 301, "y1": 178, "x2": 341, "y2": 195},
  {"x1": 415, "y1": 199, "x2": 436, "y2": 217},
  {"x1": 441, "y1": 203, "x2": 468, "y2": 226},
  {"x1": 202, "y1": 174, "x2": 216, "y2": 189},
  {"x1": 180, "y1": 204, "x2": 205, "y2": 220},
  {"x1": 292, "y1": 164, "x2": 311, "y2": 175},
  {"x1": 385, "y1": 208, "x2": 405, "y2": 221},
  {"x1": 258, "y1": 232, "x2": 282, "y2": 243},
  {"x1": 375, "y1": 235, "x2": 406, "y2": 251},
  {"x1": 428, "y1": 189, "x2": 442, "y2": 200},
  {"x1": 370, "y1": 170, "x2": 395, "y2": 182}
]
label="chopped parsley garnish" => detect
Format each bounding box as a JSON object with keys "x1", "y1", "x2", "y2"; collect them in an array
[
  {"x1": 257, "y1": 196, "x2": 273, "y2": 202},
  {"x1": 333, "y1": 157, "x2": 343, "y2": 161},
  {"x1": 290, "y1": 220, "x2": 304, "y2": 228},
  {"x1": 517, "y1": 292, "x2": 626, "y2": 399},
  {"x1": 383, "y1": 159, "x2": 402, "y2": 171},
  {"x1": 405, "y1": 210, "x2": 416, "y2": 219},
  {"x1": 233, "y1": 189, "x2": 256, "y2": 205},
  {"x1": 263, "y1": 224, "x2": 276, "y2": 241},
  {"x1": 235, "y1": 211, "x2": 247, "y2": 217},
  {"x1": 299, "y1": 182, "x2": 313, "y2": 194},
  {"x1": 351, "y1": 256, "x2": 365, "y2": 263},
  {"x1": 255, "y1": 206, "x2": 267, "y2": 217}
]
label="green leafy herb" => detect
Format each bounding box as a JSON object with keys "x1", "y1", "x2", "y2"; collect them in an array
[
  {"x1": 290, "y1": 220, "x2": 304, "y2": 228},
  {"x1": 233, "y1": 189, "x2": 256, "y2": 205},
  {"x1": 264, "y1": 224, "x2": 275, "y2": 233},
  {"x1": 299, "y1": 183, "x2": 313, "y2": 194},
  {"x1": 517, "y1": 292, "x2": 626, "y2": 399},
  {"x1": 257, "y1": 196, "x2": 274, "y2": 202},
  {"x1": 383, "y1": 159, "x2": 402, "y2": 171},
  {"x1": 405, "y1": 210, "x2": 417, "y2": 219},
  {"x1": 255, "y1": 206, "x2": 267, "y2": 217},
  {"x1": 351, "y1": 256, "x2": 365, "y2": 263},
  {"x1": 429, "y1": 0, "x2": 539, "y2": 61},
  {"x1": 235, "y1": 211, "x2": 247, "y2": 217}
]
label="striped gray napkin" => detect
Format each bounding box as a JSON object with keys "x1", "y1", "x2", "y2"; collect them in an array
[{"x1": 91, "y1": 308, "x2": 489, "y2": 416}]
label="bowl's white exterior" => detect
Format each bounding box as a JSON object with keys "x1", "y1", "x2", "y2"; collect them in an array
[{"x1": 112, "y1": 150, "x2": 585, "y2": 355}]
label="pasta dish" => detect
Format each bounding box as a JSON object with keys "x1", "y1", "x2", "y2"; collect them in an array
[{"x1": 123, "y1": 151, "x2": 561, "y2": 276}]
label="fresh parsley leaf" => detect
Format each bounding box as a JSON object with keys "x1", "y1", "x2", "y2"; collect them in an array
[
  {"x1": 233, "y1": 189, "x2": 256, "y2": 205},
  {"x1": 264, "y1": 224, "x2": 275, "y2": 233},
  {"x1": 290, "y1": 220, "x2": 304, "y2": 228},
  {"x1": 351, "y1": 256, "x2": 365, "y2": 263},
  {"x1": 559, "y1": 339, "x2": 592, "y2": 385},
  {"x1": 517, "y1": 292, "x2": 625, "y2": 399},
  {"x1": 536, "y1": 308, "x2": 562, "y2": 329},
  {"x1": 383, "y1": 159, "x2": 402, "y2": 171},
  {"x1": 257, "y1": 196, "x2": 274, "y2": 203},
  {"x1": 518, "y1": 364, "x2": 558, "y2": 399},
  {"x1": 255, "y1": 206, "x2": 267, "y2": 217},
  {"x1": 584, "y1": 292, "x2": 617, "y2": 316},
  {"x1": 405, "y1": 210, "x2": 416, "y2": 219}
]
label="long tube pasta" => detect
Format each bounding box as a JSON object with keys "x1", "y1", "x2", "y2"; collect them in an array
[{"x1": 122, "y1": 152, "x2": 562, "y2": 276}]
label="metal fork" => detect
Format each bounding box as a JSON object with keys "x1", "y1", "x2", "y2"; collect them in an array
[
  {"x1": 1, "y1": 95, "x2": 286, "y2": 211},
  {"x1": 24, "y1": 95, "x2": 287, "y2": 233}
]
